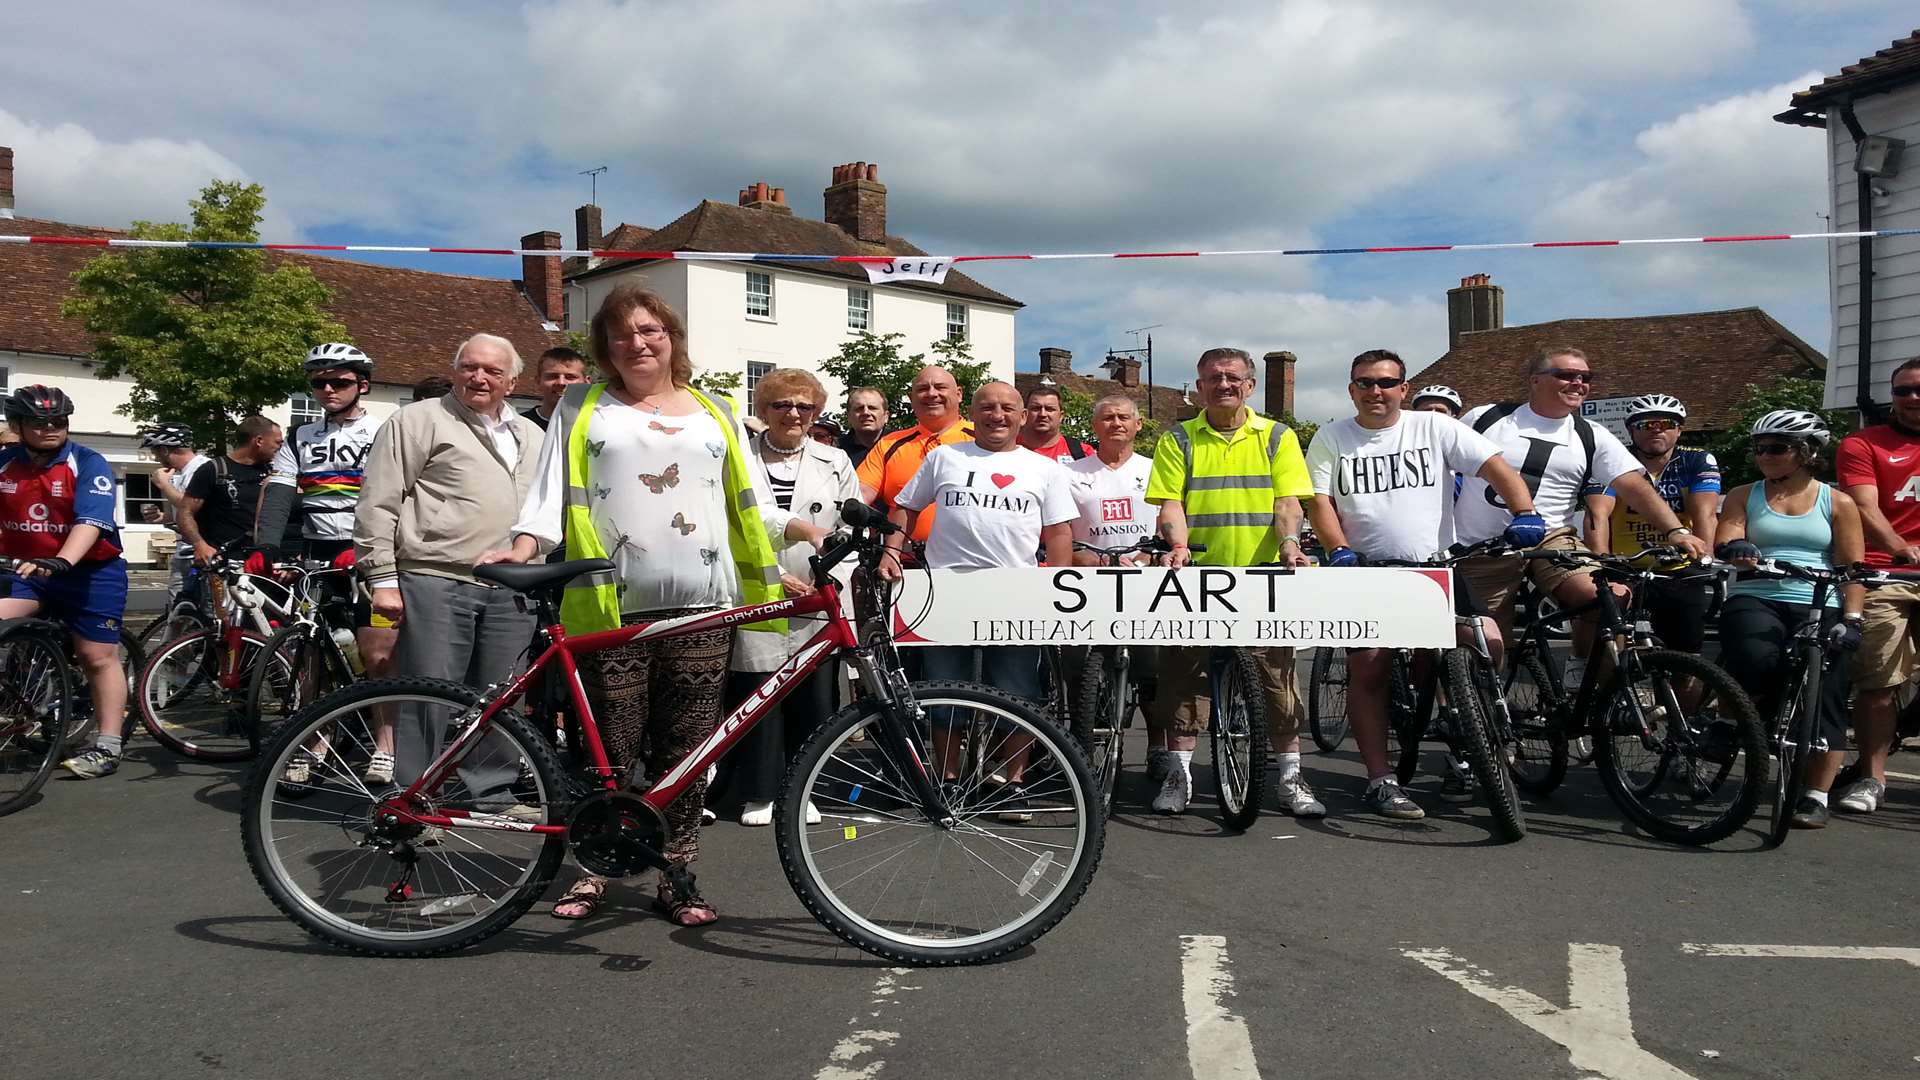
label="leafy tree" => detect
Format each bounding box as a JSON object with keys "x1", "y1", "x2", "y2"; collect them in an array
[
  {"x1": 1705, "y1": 377, "x2": 1853, "y2": 487},
  {"x1": 62, "y1": 181, "x2": 347, "y2": 449},
  {"x1": 690, "y1": 368, "x2": 743, "y2": 400},
  {"x1": 819, "y1": 331, "x2": 992, "y2": 426}
]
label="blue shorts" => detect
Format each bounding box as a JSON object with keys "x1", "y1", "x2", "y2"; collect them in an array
[{"x1": 10, "y1": 558, "x2": 129, "y2": 644}]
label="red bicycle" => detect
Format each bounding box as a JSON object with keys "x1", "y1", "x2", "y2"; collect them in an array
[{"x1": 241, "y1": 501, "x2": 1102, "y2": 965}]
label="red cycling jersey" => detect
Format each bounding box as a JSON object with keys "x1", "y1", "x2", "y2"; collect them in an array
[
  {"x1": 0, "y1": 441, "x2": 123, "y2": 563},
  {"x1": 1836, "y1": 424, "x2": 1920, "y2": 567}
]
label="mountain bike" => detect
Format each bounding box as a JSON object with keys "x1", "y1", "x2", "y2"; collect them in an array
[
  {"x1": 243, "y1": 500, "x2": 1102, "y2": 965},
  {"x1": 1307, "y1": 648, "x2": 1349, "y2": 751},
  {"x1": 136, "y1": 561, "x2": 215, "y2": 653}
]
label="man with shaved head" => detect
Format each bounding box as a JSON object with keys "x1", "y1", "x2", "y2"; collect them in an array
[{"x1": 857, "y1": 365, "x2": 976, "y2": 545}]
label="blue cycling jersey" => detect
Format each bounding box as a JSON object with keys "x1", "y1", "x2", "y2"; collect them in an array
[{"x1": 1585, "y1": 447, "x2": 1721, "y2": 554}]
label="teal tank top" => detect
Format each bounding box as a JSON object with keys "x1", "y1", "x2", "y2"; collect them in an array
[{"x1": 1729, "y1": 482, "x2": 1834, "y2": 606}]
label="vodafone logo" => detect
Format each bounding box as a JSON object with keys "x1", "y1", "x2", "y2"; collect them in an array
[
  {"x1": 3, "y1": 502, "x2": 62, "y2": 533},
  {"x1": 26, "y1": 502, "x2": 49, "y2": 522}
]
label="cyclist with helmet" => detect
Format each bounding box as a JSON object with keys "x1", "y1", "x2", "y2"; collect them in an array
[
  {"x1": 1582, "y1": 393, "x2": 1721, "y2": 656},
  {"x1": 0, "y1": 385, "x2": 132, "y2": 778},
  {"x1": 139, "y1": 423, "x2": 209, "y2": 604},
  {"x1": 1714, "y1": 410, "x2": 1864, "y2": 828},
  {"x1": 1410, "y1": 385, "x2": 1464, "y2": 418}
]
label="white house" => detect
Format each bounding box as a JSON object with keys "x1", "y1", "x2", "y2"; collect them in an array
[
  {"x1": 535, "y1": 163, "x2": 1022, "y2": 412},
  {"x1": 1776, "y1": 30, "x2": 1920, "y2": 411}
]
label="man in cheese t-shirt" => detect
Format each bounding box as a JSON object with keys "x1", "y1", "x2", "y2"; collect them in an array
[
  {"x1": 884, "y1": 380, "x2": 1076, "y2": 821},
  {"x1": 1834, "y1": 357, "x2": 1920, "y2": 814}
]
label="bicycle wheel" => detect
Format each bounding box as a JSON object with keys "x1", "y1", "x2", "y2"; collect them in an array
[
  {"x1": 248, "y1": 624, "x2": 349, "y2": 756},
  {"x1": 0, "y1": 627, "x2": 72, "y2": 817},
  {"x1": 1210, "y1": 648, "x2": 1269, "y2": 831},
  {"x1": 1073, "y1": 653, "x2": 1123, "y2": 818},
  {"x1": 1308, "y1": 648, "x2": 1349, "y2": 751},
  {"x1": 777, "y1": 679, "x2": 1102, "y2": 966},
  {"x1": 136, "y1": 628, "x2": 277, "y2": 761},
  {"x1": 1766, "y1": 650, "x2": 1820, "y2": 849},
  {"x1": 1391, "y1": 651, "x2": 1424, "y2": 785},
  {"x1": 135, "y1": 605, "x2": 210, "y2": 654},
  {"x1": 1592, "y1": 648, "x2": 1766, "y2": 846},
  {"x1": 1443, "y1": 647, "x2": 1526, "y2": 841},
  {"x1": 1503, "y1": 650, "x2": 1569, "y2": 795},
  {"x1": 243, "y1": 677, "x2": 569, "y2": 957}
]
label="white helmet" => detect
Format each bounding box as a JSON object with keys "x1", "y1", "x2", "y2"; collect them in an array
[
  {"x1": 1411, "y1": 385, "x2": 1463, "y2": 412},
  {"x1": 303, "y1": 342, "x2": 373, "y2": 378},
  {"x1": 1627, "y1": 393, "x2": 1687, "y2": 423},
  {"x1": 1752, "y1": 409, "x2": 1830, "y2": 448}
]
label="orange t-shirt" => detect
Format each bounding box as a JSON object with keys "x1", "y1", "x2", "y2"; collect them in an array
[{"x1": 857, "y1": 421, "x2": 975, "y2": 541}]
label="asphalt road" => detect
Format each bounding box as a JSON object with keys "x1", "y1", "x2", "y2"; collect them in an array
[{"x1": 5, "y1": 700, "x2": 1918, "y2": 1080}]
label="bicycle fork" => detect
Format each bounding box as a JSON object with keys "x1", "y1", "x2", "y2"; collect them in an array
[{"x1": 846, "y1": 648, "x2": 956, "y2": 827}]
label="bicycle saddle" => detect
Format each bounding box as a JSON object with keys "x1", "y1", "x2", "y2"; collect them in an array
[{"x1": 474, "y1": 558, "x2": 616, "y2": 593}]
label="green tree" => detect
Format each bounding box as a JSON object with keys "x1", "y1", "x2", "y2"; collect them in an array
[
  {"x1": 1705, "y1": 377, "x2": 1853, "y2": 487},
  {"x1": 62, "y1": 181, "x2": 347, "y2": 449},
  {"x1": 818, "y1": 331, "x2": 992, "y2": 426},
  {"x1": 690, "y1": 368, "x2": 743, "y2": 400}
]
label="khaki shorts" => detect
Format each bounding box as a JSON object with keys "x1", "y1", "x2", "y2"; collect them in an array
[
  {"x1": 1154, "y1": 646, "x2": 1302, "y2": 743},
  {"x1": 1456, "y1": 531, "x2": 1596, "y2": 640},
  {"x1": 1852, "y1": 578, "x2": 1920, "y2": 691}
]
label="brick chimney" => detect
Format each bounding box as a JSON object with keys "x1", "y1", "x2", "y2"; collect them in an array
[
  {"x1": 1101, "y1": 354, "x2": 1141, "y2": 387},
  {"x1": 0, "y1": 146, "x2": 13, "y2": 215},
  {"x1": 520, "y1": 230, "x2": 562, "y2": 323},
  {"x1": 737, "y1": 182, "x2": 793, "y2": 216},
  {"x1": 1446, "y1": 273, "x2": 1503, "y2": 349},
  {"x1": 1038, "y1": 347, "x2": 1074, "y2": 378},
  {"x1": 824, "y1": 162, "x2": 886, "y2": 243},
  {"x1": 575, "y1": 204, "x2": 603, "y2": 250},
  {"x1": 1263, "y1": 351, "x2": 1297, "y2": 418}
]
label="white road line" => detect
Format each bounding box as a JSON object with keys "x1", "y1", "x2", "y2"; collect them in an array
[
  {"x1": 1682, "y1": 943, "x2": 1920, "y2": 968},
  {"x1": 1179, "y1": 934, "x2": 1261, "y2": 1080},
  {"x1": 1402, "y1": 943, "x2": 1698, "y2": 1080},
  {"x1": 813, "y1": 967, "x2": 918, "y2": 1080},
  {"x1": 1883, "y1": 769, "x2": 1920, "y2": 783}
]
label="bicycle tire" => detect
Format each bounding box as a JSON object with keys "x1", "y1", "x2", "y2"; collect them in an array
[
  {"x1": 1211, "y1": 648, "x2": 1269, "y2": 830},
  {"x1": 1767, "y1": 648, "x2": 1821, "y2": 848},
  {"x1": 243, "y1": 677, "x2": 569, "y2": 957},
  {"x1": 135, "y1": 606, "x2": 211, "y2": 654},
  {"x1": 1308, "y1": 647, "x2": 1349, "y2": 752},
  {"x1": 1391, "y1": 651, "x2": 1423, "y2": 786},
  {"x1": 247, "y1": 624, "x2": 350, "y2": 756},
  {"x1": 0, "y1": 626, "x2": 73, "y2": 817},
  {"x1": 1592, "y1": 648, "x2": 1766, "y2": 846},
  {"x1": 1444, "y1": 647, "x2": 1526, "y2": 841},
  {"x1": 776, "y1": 679, "x2": 1103, "y2": 966},
  {"x1": 1503, "y1": 650, "x2": 1569, "y2": 795},
  {"x1": 1073, "y1": 653, "x2": 1121, "y2": 818},
  {"x1": 136, "y1": 628, "x2": 276, "y2": 761}
]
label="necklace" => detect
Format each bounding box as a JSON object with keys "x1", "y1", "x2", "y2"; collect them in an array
[{"x1": 760, "y1": 433, "x2": 806, "y2": 458}]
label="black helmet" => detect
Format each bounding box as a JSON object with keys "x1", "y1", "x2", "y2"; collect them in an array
[
  {"x1": 140, "y1": 422, "x2": 195, "y2": 449},
  {"x1": 4, "y1": 384, "x2": 76, "y2": 423},
  {"x1": 303, "y1": 342, "x2": 374, "y2": 378}
]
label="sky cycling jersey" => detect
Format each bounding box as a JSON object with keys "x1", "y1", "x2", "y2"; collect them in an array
[
  {"x1": 0, "y1": 441, "x2": 123, "y2": 563},
  {"x1": 267, "y1": 411, "x2": 379, "y2": 542},
  {"x1": 1584, "y1": 446, "x2": 1721, "y2": 555}
]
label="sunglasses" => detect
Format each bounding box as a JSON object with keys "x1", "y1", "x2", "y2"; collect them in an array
[
  {"x1": 766, "y1": 400, "x2": 818, "y2": 414},
  {"x1": 1541, "y1": 368, "x2": 1594, "y2": 384},
  {"x1": 1352, "y1": 376, "x2": 1405, "y2": 390},
  {"x1": 1893, "y1": 385, "x2": 1920, "y2": 399},
  {"x1": 309, "y1": 377, "x2": 361, "y2": 391},
  {"x1": 1630, "y1": 418, "x2": 1680, "y2": 433},
  {"x1": 1751, "y1": 442, "x2": 1799, "y2": 457},
  {"x1": 20, "y1": 418, "x2": 69, "y2": 430}
]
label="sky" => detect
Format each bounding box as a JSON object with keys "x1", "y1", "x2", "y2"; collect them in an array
[{"x1": 4, "y1": 1, "x2": 1914, "y2": 422}]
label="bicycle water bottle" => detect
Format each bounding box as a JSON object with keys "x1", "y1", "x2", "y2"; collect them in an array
[{"x1": 332, "y1": 626, "x2": 364, "y2": 675}]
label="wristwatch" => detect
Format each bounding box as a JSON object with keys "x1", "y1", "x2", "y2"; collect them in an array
[
  {"x1": 1665, "y1": 527, "x2": 1695, "y2": 539},
  {"x1": 1280, "y1": 535, "x2": 1302, "y2": 548}
]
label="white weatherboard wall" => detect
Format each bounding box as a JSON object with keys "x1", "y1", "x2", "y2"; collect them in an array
[{"x1": 1824, "y1": 83, "x2": 1920, "y2": 408}]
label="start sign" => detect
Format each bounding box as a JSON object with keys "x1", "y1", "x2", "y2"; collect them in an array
[{"x1": 876, "y1": 566, "x2": 1456, "y2": 648}]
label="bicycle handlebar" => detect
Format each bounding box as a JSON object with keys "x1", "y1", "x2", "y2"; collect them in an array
[{"x1": 1069, "y1": 536, "x2": 1207, "y2": 561}]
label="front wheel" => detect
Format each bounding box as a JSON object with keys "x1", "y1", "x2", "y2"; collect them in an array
[
  {"x1": 1443, "y1": 647, "x2": 1526, "y2": 842},
  {"x1": 248, "y1": 624, "x2": 351, "y2": 755},
  {"x1": 0, "y1": 627, "x2": 73, "y2": 817},
  {"x1": 776, "y1": 680, "x2": 1103, "y2": 966},
  {"x1": 1503, "y1": 651, "x2": 1569, "y2": 795},
  {"x1": 1210, "y1": 649, "x2": 1269, "y2": 831},
  {"x1": 1308, "y1": 648, "x2": 1349, "y2": 752},
  {"x1": 1766, "y1": 649, "x2": 1821, "y2": 848},
  {"x1": 1073, "y1": 654, "x2": 1125, "y2": 818},
  {"x1": 136, "y1": 628, "x2": 279, "y2": 761}
]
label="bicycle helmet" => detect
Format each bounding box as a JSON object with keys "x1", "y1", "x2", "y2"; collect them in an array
[
  {"x1": 1411, "y1": 385, "x2": 1463, "y2": 413},
  {"x1": 4, "y1": 384, "x2": 75, "y2": 423},
  {"x1": 303, "y1": 342, "x2": 373, "y2": 378},
  {"x1": 1626, "y1": 393, "x2": 1687, "y2": 424},
  {"x1": 1751, "y1": 409, "x2": 1830, "y2": 448},
  {"x1": 140, "y1": 422, "x2": 195, "y2": 449}
]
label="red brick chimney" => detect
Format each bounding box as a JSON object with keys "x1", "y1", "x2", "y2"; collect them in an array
[
  {"x1": 824, "y1": 162, "x2": 886, "y2": 243},
  {"x1": 1446, "y1": 273, "x2": 1503, "y2": 349},
  {"x1": 1263, "y1": 351, "x2": 1296, "y2": 418},
  {"x1": 1038, "y1": 347, "x2": 1074, "y2": 378},
  {"x1": 520, "y1": 230, "x2": 562, "y2": 323},
  {"x1": 575, "y1": 204, "x2": 603, "y2": 250},
  {"x1": 737, "y1": 182, "x2": 794, "y2": 216},
  {"x1": 0, "y1": 146, "x2": 14, "y2": 214}
]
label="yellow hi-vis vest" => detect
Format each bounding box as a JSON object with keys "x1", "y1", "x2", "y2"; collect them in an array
[{"x1": 557, "y1": 381, "x2": 785, "y2": 635}]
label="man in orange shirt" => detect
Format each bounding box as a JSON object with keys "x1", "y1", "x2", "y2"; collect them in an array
[{"x1": 857, "y1": 365, "x2": 975, "y2": 542}]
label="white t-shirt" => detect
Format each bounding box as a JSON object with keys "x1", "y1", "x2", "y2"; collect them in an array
[
  {"x1": 1067, "y1": 453, "x2": 1156, "y2": 553},
  {"x1": 895, "y1": 443, "x2": 1077, "y2": 569},
  {"x1": 1307, "y1": 411, "x2": 1501, "y2": 561},
  {"x1": 1455, "y1": 403, "x2": 1641, "y2": 542}
]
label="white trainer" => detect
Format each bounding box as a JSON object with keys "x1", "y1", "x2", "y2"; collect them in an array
[
  {"x1": 739, "y1": 801, "x2": 775, "y2": 826},
  {"x1": 1278, "y1": 773, "x2": 1326, "y2": 818},
  {"x1": 1151, "y1": 762, "x2": 1191, "y2": 815}
]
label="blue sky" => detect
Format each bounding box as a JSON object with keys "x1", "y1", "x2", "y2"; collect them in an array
[{"x1": 4, "y1": 1, "x2": 1915, "y2": 420}]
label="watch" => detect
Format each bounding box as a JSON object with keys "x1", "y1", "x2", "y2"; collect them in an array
[
  {"x1": 1665, "y1": 527, "x2": 1694, "y2": 539},
  {"x1": 1280, "y1": 535, "x2": 1302, "y2": 547}
]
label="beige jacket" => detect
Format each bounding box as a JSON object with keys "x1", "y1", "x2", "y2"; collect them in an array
[{"x1": 354, "y1": 394, "x2": 544, "y2": 585}]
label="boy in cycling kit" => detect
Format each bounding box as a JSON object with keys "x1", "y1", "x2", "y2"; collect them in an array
[{"x1": 0, "y1": 385, "x2": 132, "y2": 778}]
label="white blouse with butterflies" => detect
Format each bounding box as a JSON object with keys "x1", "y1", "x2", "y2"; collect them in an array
[{"x1": 512, "y1": 397, "x2": 792, "y2": 615}]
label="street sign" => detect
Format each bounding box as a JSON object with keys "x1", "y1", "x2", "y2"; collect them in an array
[{"x1": 1581, "y1": 396, "x2": 1636, "y2": 441}]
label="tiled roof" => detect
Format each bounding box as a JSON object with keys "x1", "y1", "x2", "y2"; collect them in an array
[
  {"x1": 568, "y1": 200, "x2": 1022, "y2": 308},
  {"x1": 1405, "y1": 307, "x2": 1826, "y2": 432},
  {"x1": 1012, "y1": 368, "x2": 1199, "y2": 425},
  {"x1": 1777, "y1": 29, "x2": 1920, "y2": 126},
  {"x1": 0, "y1": 215, "x2": 563, "y2": 391}
]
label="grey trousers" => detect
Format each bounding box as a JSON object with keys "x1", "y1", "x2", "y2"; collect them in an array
[{"x1": 391, "y1": 572, "x2": 537, "y2": 806}]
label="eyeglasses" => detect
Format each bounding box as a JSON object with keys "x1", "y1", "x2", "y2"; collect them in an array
[
  {"x1": 1630, "y1": 418, "x2": 1679, "y2": 433},
  {"x1": 621, "y1": 326, "x2": 670, "y2": 342},
  {"x1": 766, "y1": 400, "x2": 818, "y2": 415},
  {"x1": 310, "y1": 377, "x2": 360, "y2": 391},
  {"x1": 20, "y1": 418, "x2": 69, "y2": 430},
  {"x1": 1893, "y1": 385, "x2": 1920, "y2": 399},
  {"x1": 1751, "y1": 442, "x2": 1798, "y2": 456},
  {"x1": 1199, "y1": 374, "x2": 1249, "y2": 386},
  {"x1": 1540, "y1": 368, "x2": 1594, "y2": 384},
  {"x1": 1352, "y1": 376, "x2": 1405, "y2": 390}
]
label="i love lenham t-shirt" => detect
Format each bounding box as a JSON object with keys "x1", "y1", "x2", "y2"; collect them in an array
[
  {"x1": 1306, "y1": 410, "x2": 1502, "y2": 562},
  {"x1": 894, "y1": 442, "x2": 1078, "y2": 569}
]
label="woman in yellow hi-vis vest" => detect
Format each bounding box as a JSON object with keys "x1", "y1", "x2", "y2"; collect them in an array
[{"x1": 480, "y1": 285, "x2": 828, "y2": 927}]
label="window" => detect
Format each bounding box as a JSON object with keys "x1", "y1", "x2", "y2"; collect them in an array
[
  {"x1": 123, "y1": 471, "x2": 164, "y2": 527},
  {"x1": 746, "y1": 362, "x2": 775, "y2": 412},
  {"x1": 945, "y1": 302, "x2": 968, "y2": 343},
  {"x1": 746, "y1": 271, "x2": 774, "y2": 319},
  {"x1": 0, "y1": 366, "x2": 10, "y2": 393},
  {"x1": 847, "y1": 286, "x2": 871, "y2": 332},
  {"x1": 289, "y1": 394, "x2": 323, "y2": 427}
]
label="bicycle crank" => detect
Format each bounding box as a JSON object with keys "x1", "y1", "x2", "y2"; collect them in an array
[{"x1": 567, "y1": 791, "x2": 671, "y2": 878}]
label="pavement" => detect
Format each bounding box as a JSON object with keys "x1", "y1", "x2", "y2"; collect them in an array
[{"x1": 5, "y1": 698, "x2": 1919, "y2": 1080}]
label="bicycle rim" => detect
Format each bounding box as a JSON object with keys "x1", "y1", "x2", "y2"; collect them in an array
[
  {"x1": 1309, "y1": 648, "x2": 1349, "y2": 751},
  {"x1": 1594, "y1": 649, "x2": 1766, "y2": 845},
  {"x1": 1503, "y1": 651, "x2": 1568, "y2": 795},
  {"x1": 1211, "y1": 649, "x2": 1269, "y2": 829},
  {"x1": 0, "y1": 631, "x2": 71, "y2": 816},
  {"x1": 1444, "y1": 648, "x2": 1526, "y2": 841},
  {"x1": 138, "y1": 629, "x2": 273, "y2": 760}
]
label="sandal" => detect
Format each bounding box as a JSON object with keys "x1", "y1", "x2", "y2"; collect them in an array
[
  {"x1": 550, "y1": 876, "x2": 608, "y2": 920},
  {"x1": 654, "y1": 880, "x2": 718, "y2": 927}
]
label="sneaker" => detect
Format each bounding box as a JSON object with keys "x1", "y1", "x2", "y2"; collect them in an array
[
  {"x1": 1789, "y1": 796, "x2": 1830, "y2": 829},
  {"x1": 364, "y1": 750, "x2": 395, "y2": 785},
  {"x1": 700, "y1": 807, "x2": 718, "y2": 825},
  {"x1": 60, "y1": 746, "x2": 119, "y2": 779},
  {"x1": 1836, "y1": 777, "x2": 1886, "y2": 814},
  {"x1": 994, "y1": 783, "x2": 1036, "y2": 823},
  {"x1": 805, "y1": 800, "x2": 822, "y2": 825},
  {"x1": 1152, "y1": 763, "x2": 1192, "y2": 815},
  {"x1": 478, "y1": 803, "x2": 544, "y2": 824},
  {"x1": 1365, "y1": 778, "x2": 1426, "y2": 820},
  {"x1": 283, "y1": 753, "x2": 313, "y2": 786},
  {"x1": 1278, "y1": 773, "x2": 1326, "y2": 818},
  {"x1": 739, "y1": 801, "x2": 774, "y2": 827},
  {"x1": 1146, "y1": 747, "x2": 1173, "y2": 782},
  {"x1": 1439, "y1": 764, "x2": 1475, "y2": 804}
]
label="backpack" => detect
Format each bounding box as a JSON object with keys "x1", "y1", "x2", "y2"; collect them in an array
[{"x1": 1471, "y1": 402, "x2": 1598, "y2": 497}]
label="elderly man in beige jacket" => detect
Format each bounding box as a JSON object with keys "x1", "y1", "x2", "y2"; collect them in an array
[{"x1": 355, "y1": 332, "x2": 544, "y2": 795}]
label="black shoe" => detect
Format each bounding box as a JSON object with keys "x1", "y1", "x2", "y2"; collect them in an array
[
  {"x1": 1697, "y1": 721, "x2": 1742, "y2": 766},
  {"x1": 991, "y1": 782, "x2": 1035, "y2": 823},
  {"x1": 1789, "y1": 796, "x2": 1829, "y2": 829}
]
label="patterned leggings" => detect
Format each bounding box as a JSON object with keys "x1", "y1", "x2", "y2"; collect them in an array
[{"x1": 585, "y1": 610, "x2": 735, "y2": 866}]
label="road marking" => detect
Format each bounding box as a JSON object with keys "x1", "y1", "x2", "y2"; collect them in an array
[
  {"x1": 1682, "y1": 943, "x2": 1920, "y2": 968},
  {"x1": 1403, "y1": 944, "x2": 1698, "y2": 1080},
  {"x1": 1179, "y1": 934, "x2": 1261, "y2": 1080},
  {"x1": 1883, "y1": 769, "x2": 1920, "y2": 783},
  {"x1": 814, "y1": 967, "x2": 918, "y2": 1080}
]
